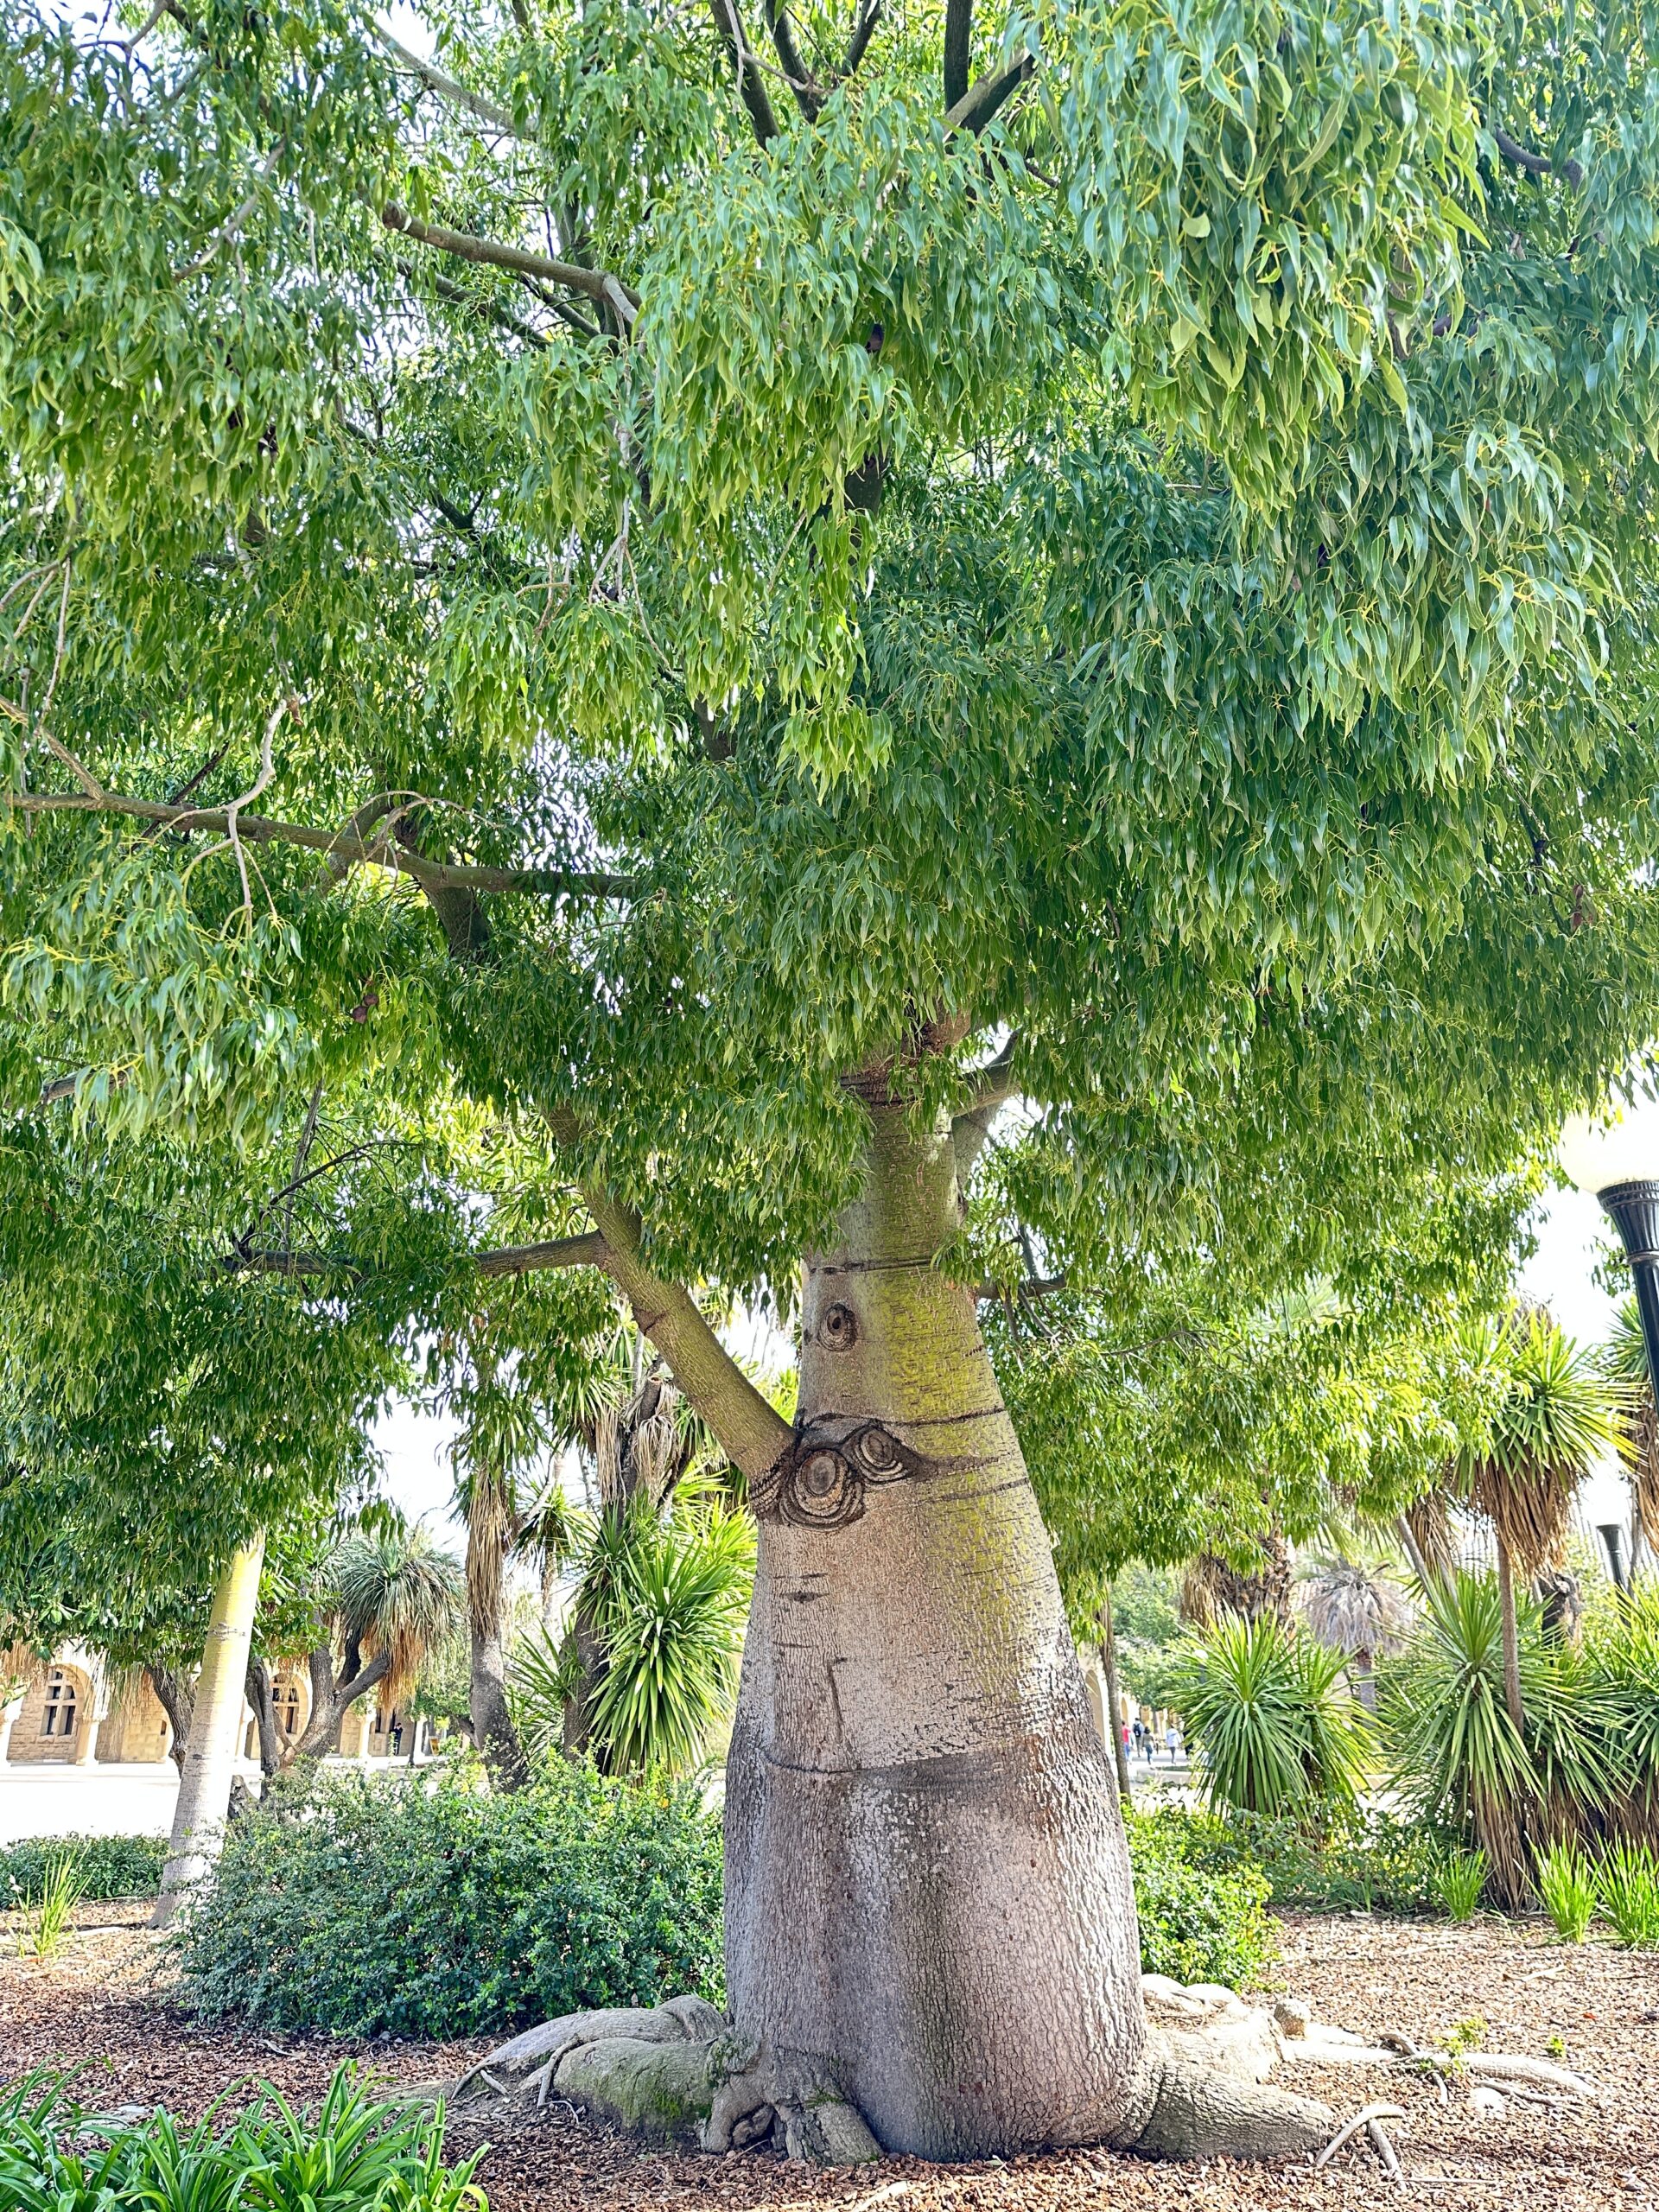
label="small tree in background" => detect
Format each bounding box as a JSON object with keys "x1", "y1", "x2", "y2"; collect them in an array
[{"x1": 1451, "y1": 1312, "x2": 1621, "y2": 1736}]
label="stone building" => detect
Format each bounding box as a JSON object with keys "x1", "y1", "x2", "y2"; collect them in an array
[{"x1": 0, "y1": 1644, "x2": 429, "y2": 1771}]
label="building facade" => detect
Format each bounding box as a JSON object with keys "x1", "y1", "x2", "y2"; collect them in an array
[{"x1": 0, "y1": 1645, "x2": 429, "y2": 1771}]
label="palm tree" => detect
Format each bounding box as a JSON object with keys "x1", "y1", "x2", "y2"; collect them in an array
[
  {"x1": 1299, "y1": 1553, "x2": 1412, "y2": 1710},
  {"x1": 1451, "y1": 1310, "x2": 1620, "y2": 1735},
  {"x1": 270, "y1": 1522, "x2": 464, "y2": 1774}
]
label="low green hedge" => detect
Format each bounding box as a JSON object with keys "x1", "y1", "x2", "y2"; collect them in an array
[
  {"x1": 2, "y1": 1832, "x2": 165, "y2": 1903},
  {"x1": 1145, "y1": 1804, "x2": 1447, "y2": 1916},
  {"x1": 178, "y1": 1764, "x2": 725, "y2": 2039},
  {"x1": 1125, "y1": 1809, "x2": 1274, "y2": 1986}
]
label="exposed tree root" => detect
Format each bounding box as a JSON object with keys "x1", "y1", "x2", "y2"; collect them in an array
[{"x1": 422, "y1": 1974, "x2": 1591, "y2": 2173}]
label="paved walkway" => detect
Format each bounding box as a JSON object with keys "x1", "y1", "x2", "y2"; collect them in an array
[{"x1": 0, "y1": 1763, "x2": 181, "y2": 1844}]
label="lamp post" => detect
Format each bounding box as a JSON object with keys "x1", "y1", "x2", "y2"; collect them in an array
[{"x1": 1559, "y1": 1103, "x2": 1659, "y2": 1588}]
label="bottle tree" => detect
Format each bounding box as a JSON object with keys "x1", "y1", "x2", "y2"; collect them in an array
[{"x1": 5, "y1": 0, "x2": 1659, "y2": 2160}]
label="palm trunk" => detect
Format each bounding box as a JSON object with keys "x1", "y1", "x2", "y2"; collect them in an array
[
  {"x1": 723, "y1": 1104, "x2": 1146, "y2": 2158},
  {"x1": 467, "y1": 1469, "x2": 529, "y2": 1787},
  {"x1": 1099, "y1": 1589, "x2": 1134, "y2": 1805},
  {"x1": 153, "y1": 1535, "x2": 264, "y2": 1927},
  {"x1": 1495, "y1": 1535, "x2": 1526, "y2": 1734},
  {"x1": 1351, "y1": 1647, "x2": 1376, "y2": 1713}
]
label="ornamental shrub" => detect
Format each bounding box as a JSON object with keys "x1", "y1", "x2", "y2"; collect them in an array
[
  {"x1": 1124, "y1": 1810, "x2": 1274, "y2": 1987},
  {"x1": 1140, "y1": 1804, "x2": 1447, "y2": 1916},
  {"x1": 177, "y1": 1764, "x2": 724, "y2": 2039},
  {"x1": 0, "y1": 2063, "x2": 484, "y2": 2212},
  {"x1": 1, "y1": 1832, "x2": 164, "y2": 1902}
]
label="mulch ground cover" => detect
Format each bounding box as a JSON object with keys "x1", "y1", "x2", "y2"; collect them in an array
[{"x1": 3, "y1": 1904, "x2": 1656, "y2": 2209}]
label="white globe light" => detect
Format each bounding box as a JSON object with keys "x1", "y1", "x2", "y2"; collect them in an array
[{"x1": 1558, "y1": 1100, "x2": 1659, "y2": 1197}]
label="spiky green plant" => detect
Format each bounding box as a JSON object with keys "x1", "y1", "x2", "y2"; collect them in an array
[
  {"x1": 330, "y1": 1525, "x2": 465, "y2": 1710},
  {"x1": 1450, "y1": 1312, "x2": 1622, "y2": 1735},
  {"x1": 1175, "y1": 1612, "x2": 1369, "y2": 1821},
  {"x1": 19, "y1": 1847, "x2": 85, "y2": 1960},
  {"x1": 1599, "y1": 1840, "x2": 1659, "y2": 1948},
  {"x1": 1384, "y1": 1570, "x2": 1618, "y2": 1906},
  {"x1": 0, "y1": 2063, "x2": 484, "y2": 2212},
  {"x1": 1431, "y1": 1848, "x2": 1486, "y2": 1921},
  {"x1": 516, "y1": 1484, "x2": 753, "y2": 1777},
  {"x1": 1536, "y1": 1842, "x2": 1597, "y2": 1942}
]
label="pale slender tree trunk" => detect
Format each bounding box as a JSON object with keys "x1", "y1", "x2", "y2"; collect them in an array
[
  {"x1": 1495, "y1": 1536, "x2": 1526, "y2": 1734},
  {"x1": 153, "y1": 1535, "x2": 264, "y2": 1927},
  {"x1": 724, "y1": 1103, "x2": 1147, "y2": 2158},
  {"x1": 1099, "y1": 1588, "x2": 1134, "y2": 1805}
]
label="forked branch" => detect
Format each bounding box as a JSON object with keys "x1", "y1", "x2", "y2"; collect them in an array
[{"x1": 3, "y1": 788, "x2": 637, "y2": 900}]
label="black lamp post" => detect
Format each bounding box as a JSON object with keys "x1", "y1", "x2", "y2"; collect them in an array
[{"x1": 1560, "y1": 1112, "x2": 1659, "y2": 1590}]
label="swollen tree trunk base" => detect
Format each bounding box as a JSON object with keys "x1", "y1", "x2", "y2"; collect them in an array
[
  {"x1": 436, "y1": 1974, "x2": 1591, "y2": 2172},
  {"x1": 432, "y1": 1979, "x2": 1338, "y2": 2167}
]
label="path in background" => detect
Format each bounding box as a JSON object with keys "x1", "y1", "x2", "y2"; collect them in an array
[{"x1": 1, "y1": 1765, "x2": 178, "y2": 1844}]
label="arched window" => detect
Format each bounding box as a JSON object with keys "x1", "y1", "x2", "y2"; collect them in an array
[
  {"x1": 275, "y1": 1679, "x2": 302, "y2": 1738},
  {"x1": 41, "y1": 1669, "x2": 78, "y2": 1739}
]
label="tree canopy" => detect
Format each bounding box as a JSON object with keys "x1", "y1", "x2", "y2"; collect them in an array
[{"x1": 3, "y1": 0, "x2": 1659, "y2": 1551}]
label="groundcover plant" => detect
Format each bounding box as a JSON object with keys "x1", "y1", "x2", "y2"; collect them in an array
[{"x1": 4, "y1": 0, "x2": 1659, "y2": 2164}]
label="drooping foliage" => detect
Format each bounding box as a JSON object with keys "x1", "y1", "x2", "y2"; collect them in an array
[{"x1": 2, "y1": 0, "x2": 1659, "y2": 1614}]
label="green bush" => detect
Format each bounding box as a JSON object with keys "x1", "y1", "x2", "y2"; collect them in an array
[
  {"x1": 178, "y1": 1764, "x2": 724, "y2": 2039},
  {"x1": 0, "y1": 2063, "x2": 483, "y2": 2212},
  {"x1": 1147, "y1": 1804, "x2": 1447, "y2": 1916},
  {"x1": 1, "y1": 1832, "x2": 164, "y2": 1903},
  {"x1": 1431, "y1": 1847, "x2": 1487, "y2": 1921},
  {"x1": 1174, "y1": 1614, "x2": 1369, "y2": 1820},
  {"x1": 1124, "y1": 1810, "x2": 1274, "y2": 1987}
]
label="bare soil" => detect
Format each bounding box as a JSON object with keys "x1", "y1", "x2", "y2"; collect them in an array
[{"x1": 3, "y1": 1907, "x2": 1656, "y2": 2209}]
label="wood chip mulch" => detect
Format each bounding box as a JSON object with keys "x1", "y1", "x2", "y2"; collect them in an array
[{"x1": 3, "y1": 1907, "x2": 1656, "y2": 2209}]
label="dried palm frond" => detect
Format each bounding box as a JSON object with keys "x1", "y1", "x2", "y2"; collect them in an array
[
  {"x1": 1181, "y1": 1534, "x2": 1293, "y2": 1629},
  {"x1": 1300, "y1": 1560, "x2": 1413, "y2": 1662},
  {"x1": 1402, "y1": 1491, "x2": 1458, "y2": 1585}
]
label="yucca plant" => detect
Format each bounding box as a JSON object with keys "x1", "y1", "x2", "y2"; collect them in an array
[
  {"x1": 1449, "y1": 1311, "x2": 1621, "y2": 1735},
  {"x1": 1384, "y1": 1570, "x2": 1618, "y2": 1907},
  {"x1": 0, "y1": 2063, "x2": 485, "y2": 2212},
  {"x1": 1536, "y1": 1841, "x2": 1597, "y2": 1942},
  {"x1": 1175, "y1": 1612, "x2": 1369, "y2": 1821},
  {"x1": 1599, "y1": 1840, "x2": 1659, "y2": 1948},
  {"x1": 516, "y1": 1481, "x2": 753, "y2": 1777},
  {"x1": 1587, "y1": 1580, "x2": 1659, "y2": 1840}
]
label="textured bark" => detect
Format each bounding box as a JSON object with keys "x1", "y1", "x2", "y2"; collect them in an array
[
  {"x1": 247, "y1": 1656, "x2": 283, "y2": 1775},
  {"x1": 145, "y1": 1662, "x2": 195, "y2": 1773},
  {"x1": 154, "y1": 1535, "x2": 264, "y2": 1926},
  {"x1": 465, "y1": 1462, "x2": 530, "y2": 1787},
  {"x1": 724, "y1": 1103, "x2": 1147, "y2": 2158}
]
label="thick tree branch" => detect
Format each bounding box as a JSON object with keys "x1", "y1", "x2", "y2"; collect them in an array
[
  {"x1": 760, "y1": 0, "x2": 823, "y2": 117},
  {"x1": 580, "y1": 1186, "x2": 793, "y2": 1482},
  {"x1": 1491, "y1": 120, "x2": 1584, "y2": 192},
  {"x1": 951, "y1": 1032, "x2": 1022, "y2": 1171},
  {"x1": 709, "y1": 0, "x2": 780, "y2": 143},
  {"x1": 3, "y1": 789, "x2": 637, "y2": 899},
  {"x1": 381, "y1": 206, "x2": 639, "y2": 327},
  {"x1": 944, "y1": 51, "x2": 1033, "y2": 134},
  {"x1": 842, "y1": 0, "x2": 882, "y2": 77},
  {"x1": 374, "y1": 26, "x2": 519, "y2": 136},
  {"x1": 943, "y1": 0, "x2": 971, "y2": 113},
  {"x1": 475, "y1": 1230, "x2": 610, "y2": 1277},
  {"x1": 975, "y1": 1274, "x2": 1067, "y2": 1301}
]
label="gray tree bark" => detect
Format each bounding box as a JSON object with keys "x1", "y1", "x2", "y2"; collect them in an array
[{"x1": 723, "y1": 1103, "x2": 1148, "y2": 2158}]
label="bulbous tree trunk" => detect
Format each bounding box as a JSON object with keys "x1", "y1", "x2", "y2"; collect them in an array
[{"x1": 724, "y1": 1105, "x2": 1147, "y2": 2158}]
